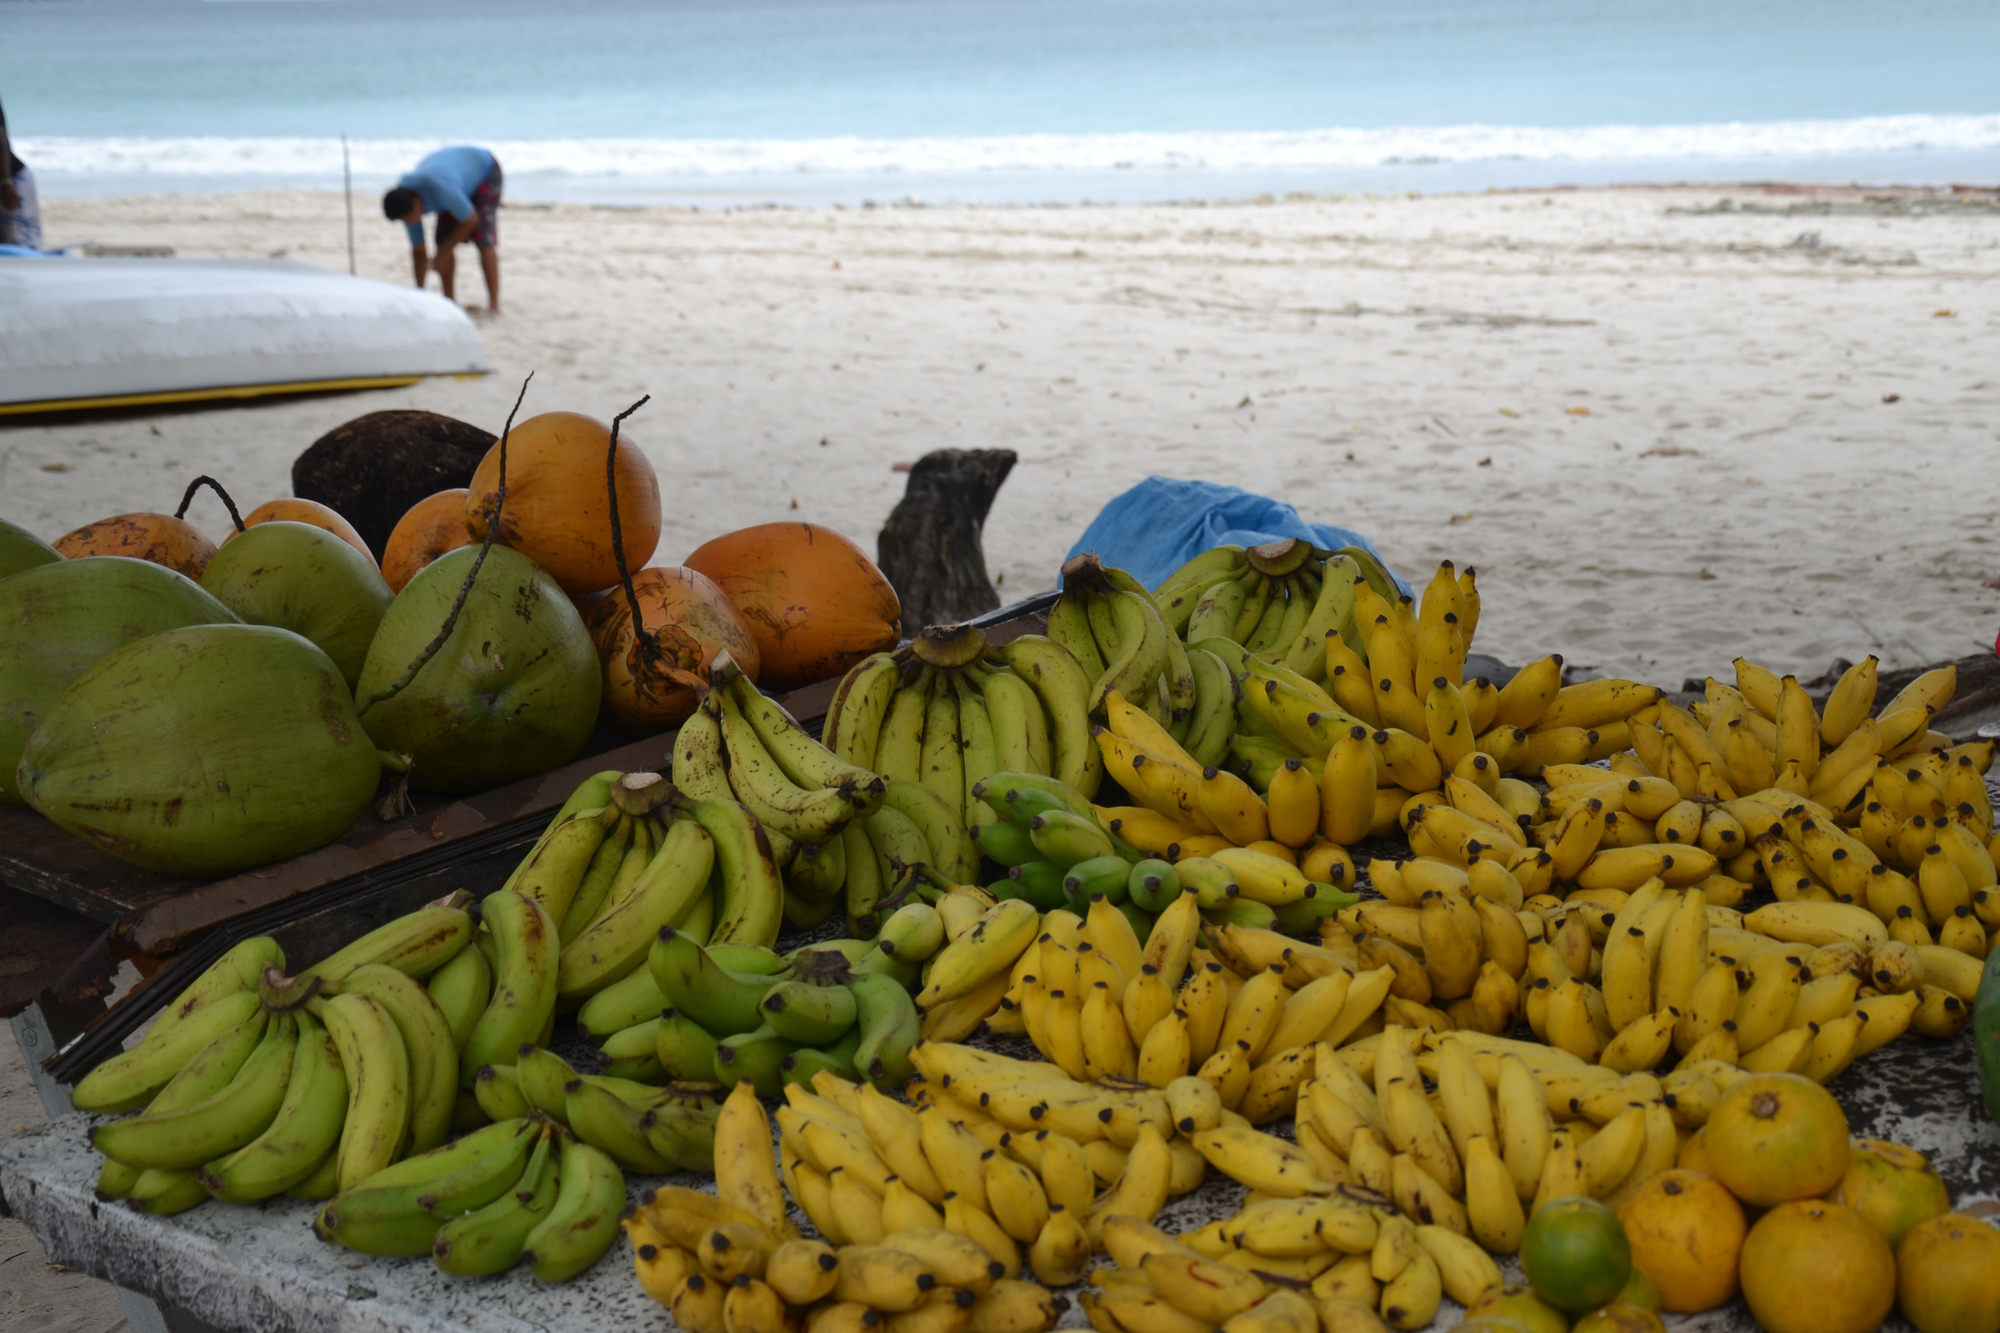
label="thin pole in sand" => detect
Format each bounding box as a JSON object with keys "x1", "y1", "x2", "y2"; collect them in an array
[{"x1": 342, "y1": 134, "x2": 356, "y2": 275}]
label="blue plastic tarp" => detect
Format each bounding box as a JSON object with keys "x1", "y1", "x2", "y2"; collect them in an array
[{"x1": 1064, "y1": 476, "x2": 1408, "y2": 595}]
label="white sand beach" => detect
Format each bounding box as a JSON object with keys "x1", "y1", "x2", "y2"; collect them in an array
[{"x1": 8, "y1": 184, "x2": 1999, "y2": 687}]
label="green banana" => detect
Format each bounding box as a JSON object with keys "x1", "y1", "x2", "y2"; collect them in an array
[
  {"x1": 782, "y1": 1028, "x2": 863, "y2": 1088},
  {"x1": 760, "y1": 980, "x2": 859, "y2": 1045},
  {"x1": 336, "y1": 963, "x2": 457, "y2": 1155},
  {"x1": 1002, "y1": 636, "x2": 1101, "y2": 797},
  {"x1": 315, "y1": 1117, "x2": 539, "y2": 1257},
  {"x1": 1044, "y1": 594, "x2": 1106, "y2": 682},
  {"x1": 473, "y1": 1063, "x2": 532, "y2": 1122},
  {"x1": 202, "y1": 1011, "x2": 348, "y2": 1203},
  {"x1": 878, "y1": 901, "x2": 946, "y2": 960},
  {"x1": 714, "y1": 1025, "x2": 798, "y2": 1097},
  {"x1": 299, "y1": 893, "x2": 476, "y2": 990},
  {"x1": 71, "y1": 988, "x2": 265, "y2": 1115},
  {"x1": 974, "y1": 670, "x2": 1038, "y2": 785},
  {"x1": 96, "y1": 1157, "x2": 143, "y2": 1201},
  {"x1": 127, "y1": 1167, "x2": 209, "y2": 1216},
  {"x1": 592, "y1": 816, "x2": 659, "y2": 924},
  {"x1": 1201, "y1": 898, "x2": 1279, "y2": 930},
  {"x1": 841, "y1": 819, "x2": 886, "y2": 938},
  {"x1": 1281, "y1": 554, "x2": 1358, "y2": 679},
  {"x1": 514, "y1": 1046, "x2": 580, "y2": 1125},
  {"x1": 596, "y1": 1018, "x2": 666, "y2": 1082},
  {"x1": 1127, "y1": 860, "x2": 1182, "y2": 913},
  {"x1": 1028, "y1": 809, "x2": 1117, "y2": 866},
  {"x1": 461, "y1": 889, "x2": 559, "y2": 1084},
  {"x1": 977, "y1": 818, "x2": 1042, "y2": 867},
  {"x1": 1155, "y1": 544, "x2": 1248, "y2": 600},
  {"x1": 1186, "y1": 573, "x2": 1253, "y2": 647},
  {"x1": 559, "y1": 813, "x2": 636, "y2": 946},
  {"x1": 1095, "y1": 589, "x2": 1173, "y2": 723},
  {"x1": 432, "y1": 1125, "x2": 558, "y2": 1278},
  {"x1": 650, "y1": 929, "x2": 779, "y2": 1036},
  {"x1": 1003, "y1": 861, "x2": 1068, "y2": 910},
  {"x1": 914, "y1": 899, "x2": 1040, "y2": 1008},
  {"x1": 873, "y1": 665, "x2": 932, "y2": 783},
  {"x1": 317, "y1": 992, "x2": 411, "y2": 1191},
  {"x1": 94, "y1": 1013, "x2": 294, "y2": 1172},
  {"x1": 881, "y1": 778, "x2": 979, "y2": 884},
  {"x1": 425, "y1": 940, "x2": 492, "y2": 1056},
  {"x1": 824, "y1": 653, "x2": 901, "y2": 768},
  {"x1": 953, "y1": 676, "x2": 1001, "y2": 832},
  {"x1": 500, "y1": 772, "x2": 621, "y2": 895},
  {"x1": 789, "y1": 836, "x2": 847, "y2": 905},
  {"x1": 285, "y1": 1147, "x2": 341, "y2": 1200},
  {"x1": 564, "y1": 1078, "x2": 674, "y2": 1173},
  {"x1": 641, "y1": 1095, "x2": 722, "y2": 1172},
  {"x1": 1181, "y1": 649, "x2": 1240, "y2": 768},
  {"x1": 509, "y1": 807, "x2": 612, "y2": 929},
  {"x1": 729, "y1": 670, "x2": 881, "y2": 792},
  {"x1": 655, "y1": 1007, "x2": 722, "y2": 1084},
  {"x1": 144, "y1": 937, "x2": 285, "y2": 1052},
  {"x1": 1063, "y1": 855, "x2": 1131, "y2": 910},
  {"x1": 709, "y1": 945, "x2": 789, "y2": 975},
  {"x1": 576, "y1": 964, "x2": 669, "y2": 1038},
  {"x1": 521, "y1": 1137, "x2": 627, "y2": 1283},
  {"x1": 849, "y1": 945, "x2": 923, "y2": 990},
  {"x1": 919, "y1": 681, "x2": 965, "y2": 829},
  {"x1": 679, "y1": 796, "x2": 786, "y2": 949},
  {"x1": 557, "y1": 816, "x2": 717, "y2": 1003},
  {"x1": 719, "y1": 686, "x2": 881, "y2": 844},
  {"x1": 973, "y1": 770, "x2": 1096, "y2": 821},
  {"x1": 851, "y1": 972, "x2": 921, "y2": 1090}
]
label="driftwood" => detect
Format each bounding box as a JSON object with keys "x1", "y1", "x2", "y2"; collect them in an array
[
  {"x1": 292, "y1": 410, "x2": 495, "y2": 559},
  {"x1": 877, "y1": 449, "x2": 1017, "y2": 633}
]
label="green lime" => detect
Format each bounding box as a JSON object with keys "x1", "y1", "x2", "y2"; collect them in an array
[
  {"x1": 1522, "y1": 1196, "x2": 1634, "y2": 1314},
  {"x1": 1616, "y1": 1262, "x2": 1662, "y2": 1313}
]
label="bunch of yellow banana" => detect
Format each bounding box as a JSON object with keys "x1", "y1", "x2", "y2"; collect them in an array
[
  {"x1": 629, "y1": 1077, "x2": 1069, "y2": 1333},
  {"x1": 1078, "y1": 1209, "x2": 1492, "y2": 1333}
]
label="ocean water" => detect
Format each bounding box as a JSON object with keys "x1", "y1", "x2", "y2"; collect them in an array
[{"x1": 4, "y1": 0, "x2": 1999, "y2": 205}]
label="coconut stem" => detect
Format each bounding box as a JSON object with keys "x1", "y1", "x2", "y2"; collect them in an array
[
  {"x1": 354, "y1": 372, "x2": 532, "y2": 720},
  {"x1": 174, "y1": 476, "x2": 245, "y2": 532},
  {"x1": 604, "y1": 394, "x2": 657, "y2": 661}
]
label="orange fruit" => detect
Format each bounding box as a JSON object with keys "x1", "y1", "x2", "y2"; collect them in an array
[
  {"x1": 1522, "y1": 1197, "x2": 1632, "y2": 1314},
  {"x1": 1616, "y1": 1169, "x2": 1746, "y2": 1312},
  {"x1": 1461, "y1": 1284, "x2": 1569, "y2": 1333},
  {"x1": 1896, "y1": 1213, "x2": 2000, "y2": 1333},
  {"x1": 1740, "y1": 1200, "x2": 1896, "y2": 1333},
  {"x1": 1571, "y1": 1306, "x2": 1665, "y2": 1333},
  {"x1": 1704, "y1": 1071, "x2": 1849, "y2": 1206},
  {"x1": 1615, "y1": 1264, "x2": 1661, "y2": 1314},
  {"x1": 1831, "y1": 1138, "x2": 1951, "y2": 1249}
]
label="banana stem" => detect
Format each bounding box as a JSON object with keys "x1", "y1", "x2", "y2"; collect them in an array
[
  {"x1": 354, "y1": 372, "x2": 532, "y2": 719},
  {"x1": 174, "y1": 475, "x2": 245, "y2": 532}
]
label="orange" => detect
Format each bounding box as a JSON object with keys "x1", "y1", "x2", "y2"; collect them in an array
[
  {"x1": 1739, "y1": 1200, "x2": 1896, "y2": 1333},
  {"x1": 1461, "y1": 1284, "x2": 1569, "y2": 1333},
  {"x1": 1704, "y1": 1072, "x2": 1849, "y2": 1206},
  {"x1": 1831, "y1": 1138, "x2": 1951, "y2": 1249},
  {"x1": 1571, "y1": 1306, "x2": 1665, "y2": 1333},
  {"x1": 1521, "y1": 1197, "x2": 1632, "y2": 1314},
  {"x1": 1616, "y1": 1169, "x2": 1746, "y2": 1313},
  {"x1": 1896, "y1": 1213, "x2": 2000, "y2": 1333}
]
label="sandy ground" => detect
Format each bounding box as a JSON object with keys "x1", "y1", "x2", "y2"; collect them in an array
[{"x1": 8, "y1": 185, "x2": 2000, "y2": 687}]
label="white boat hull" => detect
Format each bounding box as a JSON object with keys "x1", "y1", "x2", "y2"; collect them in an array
[{"x1": 0, "y1": 257, "x2": 488, "y2": 411}]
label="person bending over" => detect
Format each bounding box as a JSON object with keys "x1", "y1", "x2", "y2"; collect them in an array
[
  {"x1": 0, "y1": 96, "x2": 43, "y2": 251},
  {"x1": 383, "y1": 145, "x2": 503, "y2": 314}
]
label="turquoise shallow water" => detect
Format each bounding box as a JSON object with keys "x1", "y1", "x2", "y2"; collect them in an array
[{"x1": 4, "y1": 0, "x2": 1998, "y2": 203}]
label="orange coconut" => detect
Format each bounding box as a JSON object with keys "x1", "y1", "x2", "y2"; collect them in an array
[
  {"x1": 53, "y1": 513, "x2": 217, "y2": 581},
  {"x1": 588, "y1": 566, "x2": 760, "y2": 732},
  {"x1": 234, "y1": 497, "x2": 377, "y2": 568},
  {"x1": 464, "y1": 411, "x2": 661, "y2": 596},
  {"x1": 683, "y1": 522, "x2": 901, "y2": 691},
  {"x1": 381, "y1": 488, "x2": 475, "y2": 592}
]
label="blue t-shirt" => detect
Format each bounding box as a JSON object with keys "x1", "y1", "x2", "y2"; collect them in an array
[{"x1": 399, "y1": 146, "x2": 495, "y2": 244}]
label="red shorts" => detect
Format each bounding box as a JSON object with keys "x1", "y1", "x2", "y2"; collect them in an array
[{"x1": 436, "y1": 161, "x2": 501, "y2": 249}]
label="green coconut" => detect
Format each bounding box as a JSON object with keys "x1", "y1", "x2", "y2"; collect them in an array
[
  {"x1": 0, "y1": 517, "x2": 62, "y2": 581},
  {"x1": 0, "y1": 556, "x2": 242, "y2": 804},
  {"x1": 197, "y1": 520, "x2": 394, "y2": 689},
  {"x1": 353, "y1": 543, "x2": 601, "y2": 795},
  {"x1": 17, "y1": 624, "x2": 387, "y2": 876}
]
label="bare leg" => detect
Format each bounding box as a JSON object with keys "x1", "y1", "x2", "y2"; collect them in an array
[
  {"x1": 434, "y1": 244, "x2": 457, "y2": 302},
  {"x1": 478, "y1": 245, "x2": 500, "y2": 315}
]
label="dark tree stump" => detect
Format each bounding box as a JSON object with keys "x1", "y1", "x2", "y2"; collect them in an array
[
  {"x1": 292, "y1": 410, "x2": 496, "y2": 560},
  {"x1": 877, "y1": 448, "x2": 1017, "y2": 632}
]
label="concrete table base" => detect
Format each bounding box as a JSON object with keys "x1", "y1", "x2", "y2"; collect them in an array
[{"x1": 5, "y1": 1031, "x2": 1997, "y2": 1332}]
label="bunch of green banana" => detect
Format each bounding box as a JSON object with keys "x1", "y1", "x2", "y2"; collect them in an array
[
  {"x1": 1047, "y1": 553, "x2": 1200, "y2": 739},
  {"x1": 313, "y1": 1115, "x2": 626, "y2": 1283},
  {"x1": 819, "y1": 624, "x2": 1101, "y2": 930},
  {"x1": 599, "y1": 925, "x2": 926, "y2": 1097},
  {"x1": 468, "y1": 1042, "x2": 723, "y2": 1176},
  {"x1": 1154, "y1": 539, "x2": 1401, "y2": 673},
  {"x1": 971, "y1": 770, "x2": 1158, "y2": 924}
]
